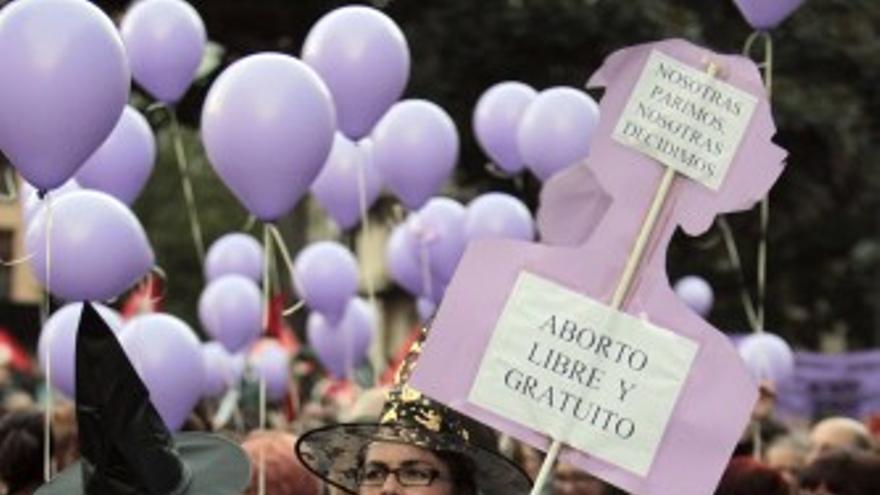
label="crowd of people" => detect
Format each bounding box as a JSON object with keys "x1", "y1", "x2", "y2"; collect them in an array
[{"x1": 2, "y1": 335, "x2": 880, "y2": 495}]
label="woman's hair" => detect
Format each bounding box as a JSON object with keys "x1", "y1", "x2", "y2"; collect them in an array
[
  {"x1": 714, "y1": 457, "x2": 789, "y2": 495},
  {"x1": 800, "y1": 449, "x2": 880, "y2": 495},
  {"x1": 435, "y1": 450, "x2": 477, "y2": 495},
  {"x1": 0, "y1": 410, "x2": 48, "y2": 494}
]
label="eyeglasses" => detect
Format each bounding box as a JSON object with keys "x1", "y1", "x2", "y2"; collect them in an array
[{"x1": 357, "y1": 463, "x2": 447, "y2": 487}]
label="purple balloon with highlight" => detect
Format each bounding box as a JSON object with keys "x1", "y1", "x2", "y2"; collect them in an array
[
  {"x1": 22, "y1": 179, "x2": 81, "y2": 226},
  {"x1": 409, "y1": 198, "x2": 467, "y2": 282},
  {"x1": 465, "y1": 193, "x2": 535, "y2": 242},
  {"x1": 75, "y1": 106, "x2": 156, "y2": 205},
  {"x1": 674, "y1": 275, "x2": 715, "y2": 317},
  {"x1": 202, "y1": 341, "x2": 234, "y2": 398},
  {"x1": 0, "y1": 0, "x2": 130, "y2": 191},
  {"x1": 473, "y1": 82, "x2": 537, "y2": 174},
  {"x1": 738, "y1": 332, "x2": 795, "y2": 385},
  {"x1": 120, "y1": 0, "x2": 206, "y2": 103},
  {"x1": 518, "y1": 87, "x2": 600, "y2": 181},
  {"x1": 249, "y1": 340, "x2": 291, "y2": 402},
  {"x1": 311, "y1": 134, "x2": 382, "y2": 230},
  {"x1": 201, "y1": 53, "x2": 336, "y2": 221},
  {"x1": 26, "y1": 190, "x2": 154, "y2": 302},
  {"x1": 293, "y1": 241, "x2": 359, "y2": 324},
  {"x1": 302, "y1": 6, "x2": 410, "y2": 139},
  {"x1": 198, "y1": 274, "x2": 263, "y2": 353},
  {"x1": 307, "y1": 298, "x2": 375, "y2": 379},
  {"x1": 121, "y1": 313, "x2": 205, "y2": 430},
  {"x1": 204, "y1": 233, "x2": 264, "y2": 283},
  {"x1": 386, "y1": 223, "x2": 424, "y2": 296},
  {"x1": 732, "y1": 0, "x2": 805, "y2": 30},
  {"x1": 372, "y1": 100, "x2": 459, "y2": 210},
  {"x1": 38, "y1": 303, "x2": 123, "y2": 399}
]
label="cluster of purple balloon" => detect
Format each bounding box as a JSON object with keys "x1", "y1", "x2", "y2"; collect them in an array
[
  {"x1": 292, "y1": 242, "x2": 376, "y2": 379},
  {"x1": 387, "y1": 193, "x2": 535, "y2": 311},
  {"x1": 474, "y1": 81, "x2": 599, "y2": 181},
  {"x1": 39, "y1": 303, "x2": 209, "y2": 431}
]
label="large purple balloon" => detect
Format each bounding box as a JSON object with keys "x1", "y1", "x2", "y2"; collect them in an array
[
  {"x1": 26, "y1": 190, "x2": 154, "y2": 301},
  {"x1": 465, "y1": 193, "x2": 535, "y2": 242},
  {"x1": 204, "y1": 233, "x2": 264, "y2": 283},
  {"x1": 302, "y1": 6, "x2": 410, "y2": 139},
  {"x1": 518, "y1": 87, "x2": 600, "y2": 181},
  {"x1": 198, "y1": 274, "x2": 263, "y2": 353},
  {"x1": 38, "y1": 303, "x2": 123, "y2": 399},
  {"x1": 0, "y1": 0, "x2": 130, "y2": 191},
  {"x1": 473, "y1": 82, "x2": 538, "y2": 174},
  {"x1": 249, "y1": 340, "x2": 291, "y2": 402},
  {"x1": 121, "y1": 313, "x2": 205, "y2": 430},
  {"x1": 201, "y1": 53, "x2": 336, "y2": 221},
  {"x1": 372, "y1": 100, "x2": 459, "y2": 210},
  {"x1": 75, "y1": 106, "x2": 156, "y2": 205},
  {"x1": 22, "y1": 179, "x2": 81, "y2": 226},
  {"x1": 120, "y1": 0, "x2": 206, "y2": 103},
  {"x1": 202, "y1": 341, "x2": 235, "y2": 398},
  {"x1": 386, "y1": 222, "x2": 449, "y2": 300},
  {"x1": 732, "y1": 0, "x2": 805, "y2": 30},
  {"x1": 311, "y1": 134, "x2": 382, "y2": 230},
  {"x1": 738, "y1": 333, "x2": 795, "y2": 385},
  {"x1": 293, "y1": 241, "x2": 359, "y2": 324},
  {"x1": 307, "y1": 298, "x2": 375, "y2": 379},
  {"x1": 409, "y1": 198, "x2": 466, "y2": 282},
  {"x1": 674, "y1": 275, "x2": 715, "y2": 317}
]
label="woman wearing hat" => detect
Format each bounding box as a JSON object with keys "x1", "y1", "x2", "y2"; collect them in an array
[{"x1": 296, "y1": 338, "x2": 532, "y2": 494}]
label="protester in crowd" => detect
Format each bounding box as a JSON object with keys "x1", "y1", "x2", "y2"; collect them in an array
[
  {"x1": 807, "y1": 417, "x2": 875, "y2": 464},
  {"x1": 764, "y1": 434, "x2": 808, "y2": 487},
  {"x1": 0, "y1": 409, "x2": 47, "y2": 495},
  {"x1": 49, "y1": 401, "x2": 78, "y2": 472},
  {"x1": 509, "y1": 440, "x2": 544, "y2": 482},
  {"x1": 713, "y1": 456, "x2": 789, "y2": 495},
  {"x1": 553, "y1": 463, "x2": 609, "y2": 495},
  {"x1": 800, "y1": 449, "x2": 880, "y2": 495},
  {"x1": 240, "y1": 430, "x2": 321, "y2": 495},
  {"x1": 295, "y1": 336, "x2": 531, "y2": 494}
]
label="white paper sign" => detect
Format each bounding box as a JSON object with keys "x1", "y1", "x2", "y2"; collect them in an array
[
  {"x1": 612, "y1": 50, "x2": 757, "y2": 191},
  {"x1": 468, "y1": 272, "x2": 699, "y2": 476}
]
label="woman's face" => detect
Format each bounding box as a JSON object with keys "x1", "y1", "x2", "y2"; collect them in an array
[{"x1": 357, "y1": 442, "x2": 456, "y2": 495}]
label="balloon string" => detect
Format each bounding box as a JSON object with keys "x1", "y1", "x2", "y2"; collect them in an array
[
  {"x1": 743, "y1": 31, "x2": 773, "y2": 333},
  {"x1": 262, "y1": 225, "x2": 273, "y2": 332},
  {"x1": 356, "y1": 154, "x2": 377, "y2": 310},
  {"x1": 168, "y1": 107, "x2": 206, "y2": 265},
  {"x1": 242, "y1": 214, "x2": 257, "y2": 233},
  {"x1": 418, "y1": 234, "x2": 433, "y2": 303},
  {"x1": 716, "y1": 217, "x2": 761, "y2": 331},
  {"x1": 43, "y1": 194, "x2": 54, "y2": 483},
  {"x1": 258, "y1": 377, "x2": 266, "y2": 495},
  {"x1": 266, "y1": 225, "x2": 304, "y2": 316}
]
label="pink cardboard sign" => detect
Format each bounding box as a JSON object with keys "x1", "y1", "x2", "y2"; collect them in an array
[{"x1": 410, "y1": 39, "x2": 786, "y2": 495}]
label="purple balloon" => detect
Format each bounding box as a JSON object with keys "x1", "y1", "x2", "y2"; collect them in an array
[
  {"x1": 732, "y1": 0, "x2": 805, "y2": 30},
  {"x1": 518, "y1": 87, "x2": 600, "y2": 181},
  {"x1": 204, "y1": 233, "x2": 264, "y2": 283},
  {"x1": 0, "y1": 0, "x2": 129, "y2": 191},
  {"x1": 386, "y1": 222, "x2": 449, "y2": 300},
  {"x1": 307, "y1": 298, "x2": 375, "y2": 379},
  {"x1": 38, "y1": 303, "x2": 123, "y2": 399},
  {"x1": 302, "y1": 6, "x2": 410, "y2": 139},
  {"x1": 293, "y1": 242, "x2": 359, "y2": 324},
  {"x1": 121, "y1": 313, "x2": 205, "y2": 430},
  {"x1": 26, "y1": 190, "x2": 154, "y2": 302},
  {"x1": 198, "y1": 274, "x2": 262, "y2": 353},
  {"x1": 409, "y1": 198, "x2": 466, "y2": 282},
  {"x1": 416, "y1": 298, "x2": 436, "y2": 323},
  {"x1": 465, "y1": 193, "x2": 535, "y2": 242},
  {"x1": 120, "y1": 0, "x2": 206, "y2": 103},
  {"x1": 202, "y1": 342, "x2": 234, "y2": 398},
  {"x1": 473, "y1": 82, "x2": 538, "y2": 174},
  {"x1": 738, "y1": 333, "x2": 795, "y2": 385},
  {"x1": 372, "y1": 100, "x2": 459, "y2": 210},
  {"x1": 674, "y1": 275, "x2": 715, "y2": 317},
  {"x1": 311, "y1": 134, "x2": 382, "y2": 230},
  {"x1": 22, "y1": 179, "x2": 81, "y2": 226},
  {"x1": 249, "y1": 340, "x2": 291, "y2": 402},
  {"x1": 202, "y1": 53, "x2": 336, "y2": 221},
  {"x1": 75, "y1": 106, "x2": 156, "y2": 205}
]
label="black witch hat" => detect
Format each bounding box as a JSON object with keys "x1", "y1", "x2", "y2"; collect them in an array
[{"x1": 36, "y1": 302, "x2": 251, "y2": 495}]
